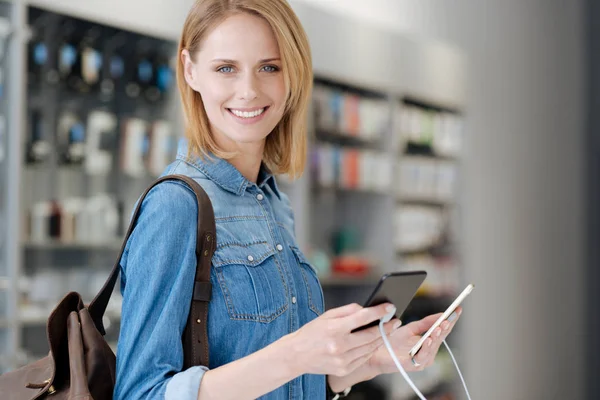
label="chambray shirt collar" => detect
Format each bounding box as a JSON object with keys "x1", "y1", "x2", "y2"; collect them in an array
[{"x1": 176, "y1": 138, "x2": 281, "y2": 198}]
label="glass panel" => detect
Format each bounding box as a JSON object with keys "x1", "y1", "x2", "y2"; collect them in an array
[
  {"x1": 0, "y1": 328, "x2": 8, "y2": 374},
  {"x1": 0, "y1": 2, "x2": 9, "y2": 279},
  {"x1": 0, "y1": 290, "x2": 6, "y2": 318},
  {"x1": 0, "y1": 2, "x2": 14, "y2": 371}
]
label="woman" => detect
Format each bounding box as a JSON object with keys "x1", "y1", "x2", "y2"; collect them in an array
[{"x1": 114, "y1": 0, "x2": 461, "y2": 399}]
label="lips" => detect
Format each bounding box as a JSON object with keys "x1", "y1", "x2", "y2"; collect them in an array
[
  {"x1": 229, "y1": 107, "x2": 266, "y2": 118},
  {"x1": 226, "y1": 106, "x2": 270, "y2": 124}
]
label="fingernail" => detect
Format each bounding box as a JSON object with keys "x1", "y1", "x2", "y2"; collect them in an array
[
  {"x1": 436, "y1": 329, "x2": 441, "y2": 337},
  {"x1": 393, "y1": 320, "x2": 402, "y2": 330},
  {"x1": 444, "y1": 322, "x2": 450, "y2": 331},
  {"x1": 447, "y1": 311, "x2": 458, "y2": 322},
  {"x1": 427, "y1": 338, "x2": 433, "y2": 347},
  {"x1": 385, "y1": 304, "x2": 396, "y2": 313}
]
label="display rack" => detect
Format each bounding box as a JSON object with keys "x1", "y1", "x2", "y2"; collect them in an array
[
  {"x1": 0, "y1": 2, "x2": 467, "y2": 399},
  {"x1": 16, "y1": 5, "x2": 179, "y2": 362}
]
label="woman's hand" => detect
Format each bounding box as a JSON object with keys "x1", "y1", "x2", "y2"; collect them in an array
[
  {"x1": 367, "y1": 307, "x2": 462, "y2": 375},
  {"x1": 285, "y1": 303, "x2": 400, "y2": 378}
]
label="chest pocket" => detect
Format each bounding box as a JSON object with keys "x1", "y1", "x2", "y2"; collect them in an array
[
  {"x1": 212, "y1": 241, "x2": 289, "y2": 323},
  {"x1": 290, "y1": 246, "x2": 325, "y2": 316}
]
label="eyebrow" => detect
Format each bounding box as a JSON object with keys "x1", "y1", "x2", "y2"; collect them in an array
[{"x1": 211, "y1": 57, "x2": 281, "y2": 64}]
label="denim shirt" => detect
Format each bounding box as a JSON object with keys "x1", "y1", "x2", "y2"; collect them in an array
[{"x1": 113, "y1": 139, "x2": 326, "y2": 400}]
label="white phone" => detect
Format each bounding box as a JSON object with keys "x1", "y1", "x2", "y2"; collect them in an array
[{"x1": 409, "y1": 283, "x2": 474, "y2": 358}]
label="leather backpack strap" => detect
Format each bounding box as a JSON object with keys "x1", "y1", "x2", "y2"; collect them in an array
[
  {"x1": 179, "y1": 176, "x2": 216, "y2": 369},
  {"x1": 88, "y1": 174, "x2": 215, "y2": 367}
]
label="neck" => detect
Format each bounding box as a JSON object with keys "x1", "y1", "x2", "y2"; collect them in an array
[
  {"x1": 229, "y1": 152, "x2": 263, "y2": 184},
  {"x1": 211, "y1": 126, "x2": 265, "y2": 183}
]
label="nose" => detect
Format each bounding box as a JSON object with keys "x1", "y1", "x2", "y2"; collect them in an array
[{"x1": 236, "y1": 72, "x2": 258, "y2": 101}]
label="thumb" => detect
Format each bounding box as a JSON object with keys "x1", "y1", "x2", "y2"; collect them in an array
[{"x1": 323, "y1": 303, "x2": 363, "y2": 319}]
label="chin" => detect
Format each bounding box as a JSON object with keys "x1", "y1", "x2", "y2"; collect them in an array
[{"x1": 227, "y1": 133, "x2": 269, "y2": 146}]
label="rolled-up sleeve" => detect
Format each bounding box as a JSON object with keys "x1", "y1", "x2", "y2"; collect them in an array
[
  {"x1": 165, "y1": 366, "x2": 209, "y2": 399},
  {"x1": 114, "y1": 181, "x2": 208, "y2": 400}
]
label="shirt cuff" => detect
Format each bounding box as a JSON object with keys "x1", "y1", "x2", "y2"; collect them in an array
[{"x1": 165, "y1": 366, "x2": 209, "y2": 400}]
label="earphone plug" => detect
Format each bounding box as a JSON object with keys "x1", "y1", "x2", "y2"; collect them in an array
[{"x1": 381, "y1": 306, "x2": 396, "y2": 324}]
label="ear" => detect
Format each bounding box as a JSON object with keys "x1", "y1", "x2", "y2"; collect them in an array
[{"x1": 181, "y1": 49, "x2": 201, "y2": 92}]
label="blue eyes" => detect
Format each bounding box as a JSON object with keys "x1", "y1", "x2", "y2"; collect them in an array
[
  {"x1": 217, "y1": 66, "x2": 233, "y2": 73},
  {"x1": 216, "y1": 65, "x2": 279, "y2": 74}
]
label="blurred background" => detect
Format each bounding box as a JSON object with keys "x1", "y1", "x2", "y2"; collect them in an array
[{"x1": 0, "y1": 0, "x2": 594, "y2": 399}]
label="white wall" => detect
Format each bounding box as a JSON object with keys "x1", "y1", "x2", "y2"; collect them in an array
[
  {"x1": 27, "y1": 0, "x2": 192, "y2": 39},
  {"x1": 293, "y1": 1, "x2": 586, "y2": 399},
  {"x1": 24, "y1": 0, "x2": 586, "y2": 398}
]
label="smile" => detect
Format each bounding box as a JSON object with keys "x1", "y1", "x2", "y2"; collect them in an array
[
  {"x1": 226, "y1": 106, "x2": 270, "y2": 125},
  {"x1": 228, "y1": 107, "x2": 267, "y2": 118}
]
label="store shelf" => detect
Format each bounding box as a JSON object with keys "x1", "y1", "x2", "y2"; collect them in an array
[
  {"x1": 402, "y1": 96, "x2": 463, "y2": 115},
  {"x1": 313, "y1": 183, "x2": 389, "y2": 196},
  {"x1": 402, "y1": 142, "x2": 460, "y2": 162},
  {"x1": 397, "y1": 245, "x2": 440, "y2": 257},
  {"x1": 397, "y1": 196, "x2": 454, "y2": 207},
  {"x1": 397, "y1": 240, "x2": 455, "y2": 258},
  {"x1": 315, "y1": 130, "x2": 381, "y2": 148}
]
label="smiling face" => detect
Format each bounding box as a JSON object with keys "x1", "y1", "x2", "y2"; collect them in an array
[{"x1": 182, "y1": 12, "x2": 287, "y2": 155}]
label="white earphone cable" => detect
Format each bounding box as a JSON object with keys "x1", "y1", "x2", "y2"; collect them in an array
[
  {"x1": 378, "y1": 320, "x2": 427, "y2": 400},
  {"x1": 442, "y1": 340, "x2": 472, "y2": 400},
  {"x1": 378, "y1": 319, "x2": 472, "y2": 400}
]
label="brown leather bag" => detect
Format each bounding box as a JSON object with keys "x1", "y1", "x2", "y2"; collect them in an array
[{"x1": 0, "y1": 175, "x2": 216, "y2": 399}]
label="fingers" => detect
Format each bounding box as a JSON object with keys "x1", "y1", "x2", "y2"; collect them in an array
[
  {"x1": 411, "y1": 336, "x2": 434, "y2": 369},
  {"x1": 344, "y1": 351, "x2": 374, "y2": 376},
  {"x1": 340, "y1": 303, "x2": 395, "y2": 332},
  {"x1": 348, "y1": 318, "x2": 401, "y2": 348},
  {"x1": 343, "y1": 335, "x2": 383, "y2": 366},
  {"x1": 347, "y1": 317, "x2": 402, "y2": 358},
  {"x1": 412, "y1": 325, "x2": 446, "y2": 368},
  {"x1": 411, "y1": 309, "x2": 462, "y2": 368},
  {"x1": 324, "y1": 303, "x2": 363, "y2": 319},
  {"x1": 450, "y1": 307, "x2": 463, "y2": 321}
]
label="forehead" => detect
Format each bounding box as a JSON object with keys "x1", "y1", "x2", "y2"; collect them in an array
[{"x1": 199, "y1": 13, "x2": 280, "y2": 59}]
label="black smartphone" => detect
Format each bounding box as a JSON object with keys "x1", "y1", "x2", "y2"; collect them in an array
[{"x1": 352, "y1": 271, "x2": 427, "y2": 332}]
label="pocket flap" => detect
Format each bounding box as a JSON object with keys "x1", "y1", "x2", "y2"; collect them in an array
[
  {"x1": 290, "y1": 246, "x2": 317, "y2": 273},
  {"x1": 213, "y1": 241, "x2": 277, "y2": 267}
]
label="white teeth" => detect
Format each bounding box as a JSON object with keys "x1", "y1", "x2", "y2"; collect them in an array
[{"x1": 230, "y1": 108, "x2": 265, "y2": 118}]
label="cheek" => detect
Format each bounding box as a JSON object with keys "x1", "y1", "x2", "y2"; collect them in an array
[
  {"x1": 199, "y1": 84, "x2": 228, "y2": 115},
  {"x1": 269, "y1": 83, "x2": 288, "y2": 114}
]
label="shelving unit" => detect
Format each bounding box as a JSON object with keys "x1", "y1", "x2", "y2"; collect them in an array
[
  {"x1": 2, "y1": 5, "x2": 178, "y2": 366},
  {"x1": 0, "y1": 2, "x2": 467, "y2": 399}
]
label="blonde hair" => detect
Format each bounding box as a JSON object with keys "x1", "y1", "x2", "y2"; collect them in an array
[{"x1": 176, "y1": 0, "x2": 312, "y2": 178}]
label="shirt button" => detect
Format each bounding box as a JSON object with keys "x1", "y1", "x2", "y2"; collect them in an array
[
  {"x1": 247, "y1": 255, "x2": 254, "y2": 262},
  {"x1": 256, "y1": 194, "x2": 264, "y2": 201},
  {"x1": 292, "y1": 296, "x2": 297, "y2": 304},
  {"x1": 276, "y1": 244, "x2": 283, "y2": 251}
]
